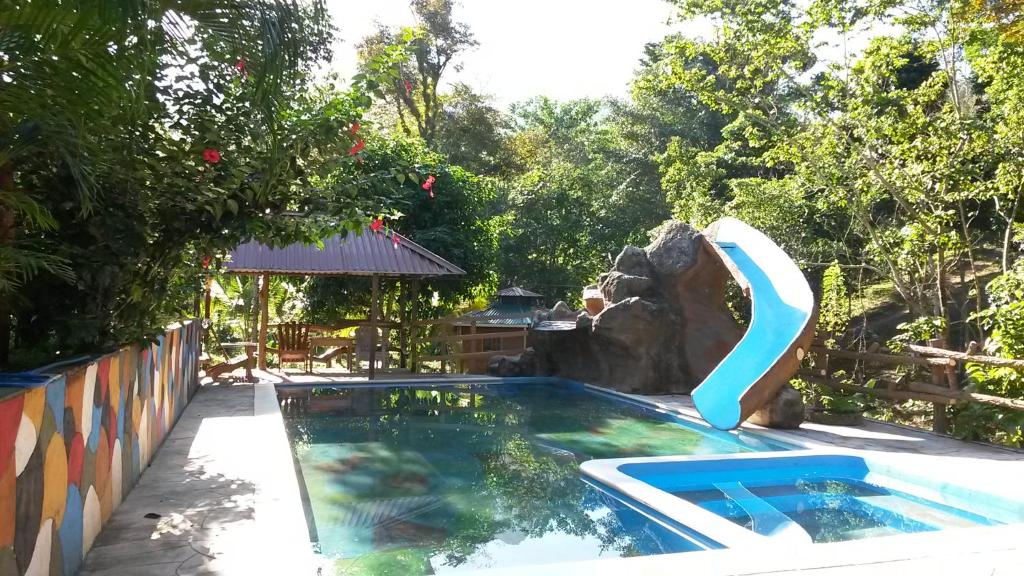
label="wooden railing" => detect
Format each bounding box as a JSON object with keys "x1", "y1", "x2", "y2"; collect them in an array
[
  {"x1": 802, "y1": 340, "x2": 1024, "y2": 433},
  {"x1": 412, "y1": 314, "x2": 530, "y2": 374}
]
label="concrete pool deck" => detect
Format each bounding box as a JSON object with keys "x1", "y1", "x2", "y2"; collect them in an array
[{"x1": 80, "y1": 372, "x2": 1024, "y2": 575}]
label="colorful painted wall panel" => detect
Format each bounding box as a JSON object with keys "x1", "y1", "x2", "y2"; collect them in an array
[{"x1": 0, "y1": 321, "x2": 200, "y2": 576}]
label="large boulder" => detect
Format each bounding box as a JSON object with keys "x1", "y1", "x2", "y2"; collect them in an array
[
  {"x1": 525, "y1": 220, "x2": 743, "y2": 395},
  {"x1": 645, "y1": 221, "x2": 701, "y2": 281},
  {"x1": 613, "y1": 245, "x2": 656, "y2": 278},
  {"x1": 748, "y1": 384, "x2": 805, "y2": 429},
  {"x1": 598, "y1": 271, "x2": 654, "y2": 304}
]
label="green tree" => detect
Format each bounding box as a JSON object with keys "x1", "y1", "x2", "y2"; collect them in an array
[
  {"x1": 358, "y1": 0, "x2": 478, "y2": 147},
  {"x1": 2, "y1": 0, "x2": 413, "y2": 361},
  {"x1": 494, "y1": 97, "x2": 671, "y2": 303}
]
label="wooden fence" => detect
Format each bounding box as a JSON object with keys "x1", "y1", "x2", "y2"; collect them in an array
[
  {"x1": 802, "y1": 339, "x2": 1024, "y2": 432},
  {"x1": 411, "y1": 314, "x2": 529, "y2": 374}
]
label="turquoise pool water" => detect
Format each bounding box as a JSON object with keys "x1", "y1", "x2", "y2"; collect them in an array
[
  {"x1": 674, "y1": 477, "x2": 997, "y2": 543},
  {"x1": 279, "y1": 380, "x2": 782, "y2": 575}
]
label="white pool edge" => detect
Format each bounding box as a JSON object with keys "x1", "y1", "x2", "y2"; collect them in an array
[{"x1": 252, "y1": 382, "x2": 321, "y2": 575}]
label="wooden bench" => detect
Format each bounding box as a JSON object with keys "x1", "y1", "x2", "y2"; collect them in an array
[
  {"x1": 204, "y1": 342, "x2": 256, "y2": 381},
  {"x1": 310, "y1": 336, "x2": 354, "y2": 371}
]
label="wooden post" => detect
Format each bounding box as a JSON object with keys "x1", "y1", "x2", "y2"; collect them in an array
[
  {"x1": 203, "y1": 276, "x2": 213, "y2": 321},
  {"x1": 369, "y1": 274, "x2": 380, "y2": 380},
  {"x1": 257, "y1": 273, "x2": 270, "y2": 370},
  {"x1": 398, "y1": 281, "x2": 408, "y2": 369},
  {"x1": 929, "y1": 337, "x2": 948, "y2": 434},
  {"x1": 463, "y1": 320, "x2": 476, "y2": 374},
  {"x1": 409, "y1": 278, "x2": 421, "y2": 373}
]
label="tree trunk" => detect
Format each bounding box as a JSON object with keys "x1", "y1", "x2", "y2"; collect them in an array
[
  {"x1": 957, "y1": 200, "x2": 985, "y2": 340},
  {"x1": 1002, "y1": 185, "x2": 1021, "y2": 274}
]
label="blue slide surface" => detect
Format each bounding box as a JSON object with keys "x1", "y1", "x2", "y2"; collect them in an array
[{"x1": 691, "y1": 218, "x2": 815, "y2": 430}]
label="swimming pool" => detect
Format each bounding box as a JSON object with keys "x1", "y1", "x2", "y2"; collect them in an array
[
  {"x1": 279, "y1": 379, "x2": 784, "y2": 574},
  {"x1": 581, "y1": 452, "x2": 1024, "y2": 550}
]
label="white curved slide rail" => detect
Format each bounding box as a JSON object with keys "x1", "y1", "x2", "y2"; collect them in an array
[{"x1": 691, "y1": 217, "x2": 816, "y2": 430}]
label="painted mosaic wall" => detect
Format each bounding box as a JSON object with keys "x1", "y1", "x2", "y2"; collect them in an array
[{"x1": 0, "y1": 321, "x2": 200, "y2": 576}]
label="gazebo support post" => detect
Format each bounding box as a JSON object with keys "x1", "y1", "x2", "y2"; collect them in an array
[
  {"x1": 398, "y1": 280, "x2": 409, "y2": 369},
  {"x1": 257, "y1": 273, "x2": 270, "y2": 370},
  {"x1": 409, "y1": 278, "x2": 420, "y2": 373},
  {"x1": 369, "y1": 274, "x2": 380, "y2": 380}
]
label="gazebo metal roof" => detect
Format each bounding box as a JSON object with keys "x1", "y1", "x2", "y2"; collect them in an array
[
  {"x1": 496, "y1": 286, "x2": 543, "y2": 298},
  {"x1": 225, "y1": 228, "x2": 465, "y2": 277}
]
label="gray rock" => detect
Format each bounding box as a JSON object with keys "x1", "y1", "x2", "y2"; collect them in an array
[
  {"x1": 592, "y1": 297, "x2": 659, "y2": 346},
  {"x1": 487, "y1": 354, "x2": 522, "y2": 377},
  {"x1": 526, "y1": 219, "x2": 741, "y2": 397},
  {"x1": 748, "y1": 384, "x2": 805, "y2": 429},
  {"x1": 644, "y1": 220, "x2": 700, "y2": 280},
  {"x1": 598, "y1": 271, "x2": 654, "y2": 304},
  {"x1": 613, "y1": 245, "x2": 656, "y2": 278},
  {"x1": 576, "y1": 312, "x2": 593, "y2": 330},
  {"x1": 549, "y1": 301, "x2": 577, "y2": 320}
]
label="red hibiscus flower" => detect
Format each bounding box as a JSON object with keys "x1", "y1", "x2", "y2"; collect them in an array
[
  {"x1": 370, "y1": 218, "x2": 384, "y2": 232},
  {"x1": 202, "y1": 148, "x2": 221, "y2": 164},
  {"x1": 235, "y1": 59, "x2": 247, "y2": 76},
  {"x1": 422, "y1": 175, "x2": 435, "y2": 191},
  {"x1": 348, "y1": 140, "x2": 365, "y2": 156},
  {"x1": 404, "y1": 79, "x2": 413, "y2": 96},
  {"x1": 349, "y1": 122, "x2": 361, "y2": 136}
]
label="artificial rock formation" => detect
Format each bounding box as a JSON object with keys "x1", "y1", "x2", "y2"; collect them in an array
[
  {"x1": 748, "y1": 384, "x2": 805, "y2": 429},
  {"x1": 507, "y1": 220, "x2": 746, "y2": 395}
]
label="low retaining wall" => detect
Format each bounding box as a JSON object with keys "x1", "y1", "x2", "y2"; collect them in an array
[{"x1": 0, "y1": 320, "x2": 201, "y2": 576}]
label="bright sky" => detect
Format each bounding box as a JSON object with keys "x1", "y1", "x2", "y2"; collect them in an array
[{"x1": 324, "y1": 0, "x2": 687, "y2": 107}]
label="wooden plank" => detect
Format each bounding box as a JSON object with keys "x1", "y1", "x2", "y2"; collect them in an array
[
  {"x1": 904, "y1": 382, "x2": 1024, "y2": 411},
  {"x1": 906, "y1": 344, "x2": 1024, "y2": 368},
  {"x1": 419, "y1": 349, "x2": 525, "y2": 362},
  {"x1": 809, "y1": 346, "x2": 953, "y2": 367},
  {"x1": 800, "y1": 375, "x2": 956, "y2": 405}
]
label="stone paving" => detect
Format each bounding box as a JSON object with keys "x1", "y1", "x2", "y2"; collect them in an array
[
  {"x1": 79, "y1": 382, "x2": 313, "y2": 576},
  {"x1": 80, "y1": 373, "x2": 1024, "y2": 575}
]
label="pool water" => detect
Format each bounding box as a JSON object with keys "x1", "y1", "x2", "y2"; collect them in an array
[
  {"x1": 279, "y1": 381, "x2": 781, "y2": 575},
  {"x1": 674, "y1": 477, "x2": 997, "y2": 543}
]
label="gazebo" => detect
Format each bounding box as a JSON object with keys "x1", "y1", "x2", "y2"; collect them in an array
[{"x1": 223, "y1": 227, "x2": 465, "y2": 379}]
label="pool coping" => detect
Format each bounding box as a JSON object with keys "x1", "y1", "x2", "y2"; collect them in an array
[{"x1": 272, "y1": 376, "x2": 1024, "y2": 575}]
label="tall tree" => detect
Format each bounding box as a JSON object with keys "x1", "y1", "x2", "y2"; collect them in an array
[{"x1": 358, "y1": 0, "x2": 477, "y2": 146}]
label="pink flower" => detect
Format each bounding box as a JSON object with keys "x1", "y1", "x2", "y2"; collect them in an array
[
  {"x1": 202, "y1": 148, "x2": 221, "y2": 164},
  {"x1": 348, "y1": 140, "x2": 365, "y2": 155},
  {"x1": 422, "y1": 175, "x2": 435, "y2": 191},
  {"x1": 404, "y1": 79, "x2": 413, "y2": 96},
  {"x1": 370, "y1": 218, "x2": 384, "y2": 232},
  {"x1": 349, "y1": 122, "x2": 361, "y2": 136},
  {"x1": 234, "y1": 59, "x2": 248, "y2": 78}
]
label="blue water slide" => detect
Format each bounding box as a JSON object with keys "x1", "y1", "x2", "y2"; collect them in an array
[{"x1": 691, "y1": 218, "x2": 816, "y2": 430}]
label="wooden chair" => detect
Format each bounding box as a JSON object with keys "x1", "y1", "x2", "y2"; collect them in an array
[
  {"x1": 276, "y1": 322, "x2": 311, "y2": 372},
  {"x1": 354, "y1": 326, "x2": 389, "y2": 370}
]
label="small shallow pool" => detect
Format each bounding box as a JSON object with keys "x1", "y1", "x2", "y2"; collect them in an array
[{"x1": 279, "y1": 379, "x2": 783, "y2": 575}]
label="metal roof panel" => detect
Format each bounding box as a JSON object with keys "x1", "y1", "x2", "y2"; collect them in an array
[{"x1": 225, "y1": 227, "x2": 466, "y2": 276}]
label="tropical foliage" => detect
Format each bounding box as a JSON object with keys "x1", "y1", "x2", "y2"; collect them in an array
[{"x1": 4, "y1": 0, "x2": 1024, "y2": 444}]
